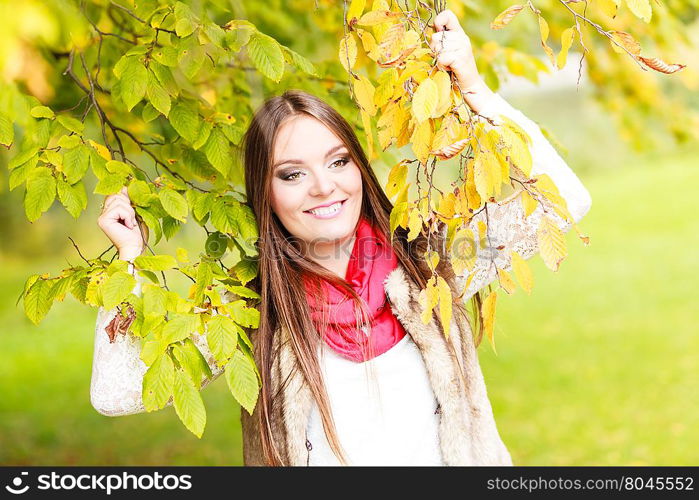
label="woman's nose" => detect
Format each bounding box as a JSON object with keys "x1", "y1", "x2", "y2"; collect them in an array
[{"x1": 308, "y1": 171, "x2": 335, "y2": 197}]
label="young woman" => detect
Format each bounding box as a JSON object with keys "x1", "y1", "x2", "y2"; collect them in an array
[{"x1": 91, "y1": 10, "x2": 592, "y2": 466}]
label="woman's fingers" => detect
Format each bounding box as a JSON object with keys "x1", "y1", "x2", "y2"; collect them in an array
[
  {"x1": 100, "y1": 200, "x2": 137, "y2": 229},
  {"x1": 432, "y1": 9, "x2": 464, "y2": 33}
]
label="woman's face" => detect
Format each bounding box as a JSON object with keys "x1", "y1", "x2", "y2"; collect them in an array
[{"x1": 270, "y1": 114, "x2": 363, "y2": 255}]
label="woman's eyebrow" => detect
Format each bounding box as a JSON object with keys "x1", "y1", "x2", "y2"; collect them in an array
[{"x1": 273, "y1": 144, "x2": 347, "y2": 169}]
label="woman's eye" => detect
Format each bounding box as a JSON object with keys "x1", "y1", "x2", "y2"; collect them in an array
[
  {"x1": 331, "y1": 157, "x2": 350, "y2": 168},
  {"x1": 282, "y1": 171, "x2": 302, "y2": 181}
]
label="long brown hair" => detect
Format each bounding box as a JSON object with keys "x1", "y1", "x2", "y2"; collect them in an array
[{"x1": 241, "y1": 89, "x2": 483, "y2": 465}]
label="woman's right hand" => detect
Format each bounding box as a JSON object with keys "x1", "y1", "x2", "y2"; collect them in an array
[{"x1": 98, "y1": 186, "x2": 147, "y2": 261}]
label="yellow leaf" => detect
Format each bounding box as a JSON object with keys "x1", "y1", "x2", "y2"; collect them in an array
[
  {"x1": 438, "y1": 191, "x2": 456, "y2": 218},
  {"x1": 339, "y1": 33, "x2": 358, "y2": 72},
  {"x1": 497, "y1": 268, "x2": 517, "y2": 294},
  {"x1": 625, "y1": 0, "x2": 652, "y2": 22},
  {"x1": 357, "y1": 9, "x2": 400, "y2": 26},
  {"x1": 419, "y1": 276, "x2": 438, "y2": 324},
  {"x1": 88, "y1": 139, "x2": 111, "y2": 161},
  {"x1": 490, "y1": 5, "x2": 525, "y2": 30},
  {"x1": 353, "y1": 75, "x2": 376, "y2": 116},
  {"x1": 477, "y1": 220, "x2": 487, "y2": 249},
  {"x1": 597, "y1": 0, "x2": 620, "y2": 18},
  {"x1": 538, "y1": 16, "x2": 555, "y2": 67},
  {"x1": 500, "y1": 124, "x2": 532, "y2": 177},
  {"x1": 346, "y1": 0, "x2": 366, "y2": 23},
  {"x1": 432, "y1": 70, "x2": 453, "y2": 117},
  {"x1": 609, "y1": 30, "x2": 641, "y2": 56},
  {"x1": 407, "y1": 209, "x2": 422, "y2": 241},
  {"x1": 410, "y1": 119, "x2": 434, "y2": 164},
  {"x1": 464, "y1": 162, "x2": 482, "y2": 211},
  {"x1": 411, "y1": 77, "x2": 439, "y2": 123},
  {"x1": 510, "y1": 250, "x2": 533, "y2": 295},
  {"x1": 360, "y1": 109, "x2": 375, "y2": 161},
  {"x1": 375, "y1": 67, "x2": 398, "y2": 107},
  {"x1": 481, "y1": 290, "x2": 498, "y2": 352},
  {"x1": 400, "y1": 59, "x2": 431, "y2": 86},
  {"x1": 537, "y1": 215, "x2": 568, "y2": 271},
  {"x1": 356, "y1": 29, "x2": 380, "y2": 61},
  {"x1": 557, "y1": 27, "x2": 576, "y2": 70},
  {"x1": 474, "y1": 150, "x2": 502, "y2": 200},
  {"x1": 450, "y1": 227, "x2": 477, "y2": 275},
  {"x1": 385, "y1": 160, "x2": 408, "y2": 199},
  {"x1": 425, "y1": 250, "x2": 440, "y2": 270},
  {"x1": 521, "y1": 190, "x2": 538, "y2": 217},
  {"x1": 437, "y1": 276, "x2": 453, "y2": 338}
]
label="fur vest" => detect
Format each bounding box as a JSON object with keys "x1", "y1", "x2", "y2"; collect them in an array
[{"x1": 239, "y1": 263, "x2": 514, "y2": 466}]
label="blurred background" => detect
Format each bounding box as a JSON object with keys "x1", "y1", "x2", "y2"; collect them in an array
[{"x1": 1, "y1": 0, "x2": 697, "y2": 465}]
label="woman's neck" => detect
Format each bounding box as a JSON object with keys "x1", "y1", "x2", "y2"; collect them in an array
[{"x1": 304, "y1": 231, "x2": 357, "y2": 279}]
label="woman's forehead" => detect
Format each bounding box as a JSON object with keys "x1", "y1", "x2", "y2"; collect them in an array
[{"x1": 273, "y1": 115, "x2": 344, "y2": 161}]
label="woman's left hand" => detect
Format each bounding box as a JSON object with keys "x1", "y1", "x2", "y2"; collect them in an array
[{"x1": 428, "y1": 9, "x2": 495, "y2": 111}]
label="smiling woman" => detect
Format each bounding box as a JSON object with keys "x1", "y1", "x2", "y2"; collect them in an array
[{"x1": 91, "y1": 9, "x2": 592, "y2": 467}]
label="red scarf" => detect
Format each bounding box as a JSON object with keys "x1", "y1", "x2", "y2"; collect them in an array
[{"x1": 303, "y1": 217, "x2": 407, "y2": 362}]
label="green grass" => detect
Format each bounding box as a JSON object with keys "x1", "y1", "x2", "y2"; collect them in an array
[
  {"x1": 1, "y1": 146, "x2": 697, "y2": 465},
  {"x1": 480, "y1": 146, "x2": 699, "y2": 465}
]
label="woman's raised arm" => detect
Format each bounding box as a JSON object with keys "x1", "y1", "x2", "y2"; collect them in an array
[
  {"x1": 453, "y1": 92, "x2": 593, "y2": 301},
  {"x1": 91, "y1": 189, "x2": 225, "y2": 417}
]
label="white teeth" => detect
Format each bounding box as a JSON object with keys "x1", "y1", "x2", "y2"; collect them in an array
[{"x1": 308, "y1": 201, "x2": 342, "y2": 216}]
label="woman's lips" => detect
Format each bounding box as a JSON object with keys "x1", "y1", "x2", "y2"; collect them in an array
[{"x1": 304, "y1": 199, "x2": 347, "y2": 219}]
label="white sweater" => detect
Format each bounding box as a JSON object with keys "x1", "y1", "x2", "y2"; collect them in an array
[{"x1": 306, "y1": 334, "x2": 443, "y2": 466}]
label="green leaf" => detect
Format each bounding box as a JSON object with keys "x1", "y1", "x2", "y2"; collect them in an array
[
  {"x1": 153, "y1": 45, "x2": 178, "y2": 67},
  {"x1": 225, "y1": 285, "x2": 260, "y2": 299},
  {"x1": 210, "y1": 197, "x2": 238, "y2": 233},
  {"x1": 102, "y1": 271, "x2": 136, "y2": 310},
  {"x1": 247, "y1": 31, "x2": 284, "y2": 82},
  {"x1": 94, "y1": 173, "x2": 126, "y2": 195},
  {"x1": 192, "y1": 121, "x2": 212, "y2": 150},
  {"x1": 233, "y1": 203, "x2": 259, "y2": 257},
  {"x1": 143, "y1": 283, "x2": 168, "y2": 317},
  {"x1": 135, "y1": 254, "x2": 178, "y2": 271},
  {"x1": 135, "y1": 207, "x2": 163, "y2": 244},
  {"x1": 119, "y1": 56, "x2": 148, "y2": 111},
  {"x1": 206, "y1": 315, "x2": 238, "y2": 365},
  {"x1": 202, "y1": 127, "x2": 232, "y2": 176},
  {"x1": 176, "y1": 18, "x2": 195, "y2": 38},
  {"x1": 169, "y1": 102, "x2": 200, "y2": 143},
  {"x1": 0, "y1": 112, "x2": 14, "y2": 147},
  {"x1": 225, "y1": 349, "x2": 259, "y2": 415},
  {"x1": 162, "y1": 216, "x2": 182, "y2": 240},
  {"x1": 232, "y1": 257, "x2": 258, "y2": 285},
  {"x1": 56, "y1": 115, "x2": 85, "y2": 134},
  {"x1": 9, "y1": 147, "x2": 39, "y2": 170},
  {"x1": 162, "y1": 313, "x2": 199, "y2": 346},
  {"x1": 57, "y1": 134, "x2": 82, "y2": 149},
  {"x1": 159, "y1": 188, "x2": 188, "y2": 221},
  {"x1": 30, "y1": 106, "x2": 55, "y2": 119},
  {"x1": 282, "y1": 46, "x2": 318, "y2": 77},
  {"x1": 24, "y1": 167, "x2": 56, "y2": 222},
  {"x1": 173, "y1": 368, "x2": 207, "y2": 438},
  {"x1": 175, "y1": 337, "x2": 213, "y2": 388},
  {"x1": 56, "y1": 178, "x2": 87, "y2": 218},
  {"x1": 62, "y1": 146, "x2": 90, "y2": 184},
  {"x1": 24, "y1": 278, "x2": 55, "y2": 324},
  {"x1": 229, "y1": 300, "x2": 260, "y2": 328},
  {"x1": 142, "y1": 352, "x2": 175, "y2": 411},
  {"x1": 205, "y1": 231, "x2": 229, "y2": 258},
  {"x1": 146, "y1": 70, "x2": 171, "y2": 117}
]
